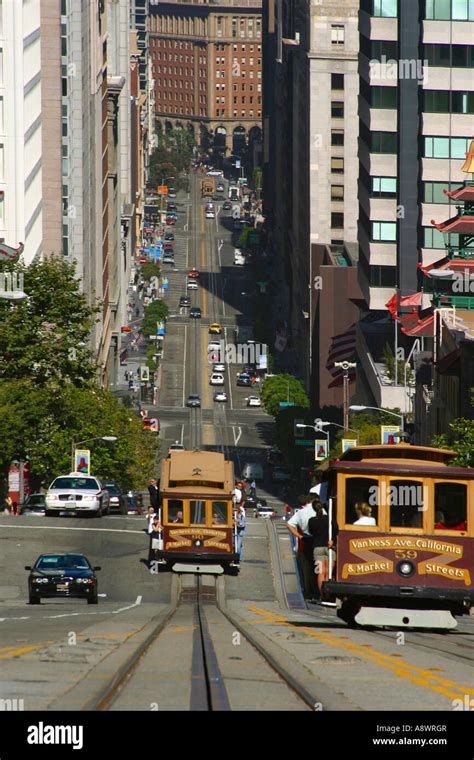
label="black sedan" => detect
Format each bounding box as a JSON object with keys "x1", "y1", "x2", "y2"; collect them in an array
[
  {"x1": 101, "y1": 480, "x2": 126, "y2": 514},
  {"x1": 186, "y1": 394, "x2": 201, "y2": 408},
  {"x1": 223, "y1": 201, "x2": 232, "y2": 211},
  {"x1": 26, "y1": 553, "x2": 101, "y2": 605},
  {"x1": 179, "y1": 295, "x2": 191, "y2": 307},
  {"x1": 190, "y1": 307, "x2": 202, "y2": 319}
]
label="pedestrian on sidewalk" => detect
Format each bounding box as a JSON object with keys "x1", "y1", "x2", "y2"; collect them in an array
[
  {"x1": 235, "y1": 505, "x2": 246, "y2": 561},
  {"x1": 249, "y1": 480, "x2": 257, "y2": 499}
]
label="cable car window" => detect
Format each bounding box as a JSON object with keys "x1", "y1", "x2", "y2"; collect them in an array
[
  {"x1": 190, "y1": 500, "x2": 206, "y2": 525},
  {"x1": 389, "y1": 480, "x2": 424, "y2": 528},
  {"x1": 434, "y1": 482, "x2": 467, "y2": 531},
  {"x1": 345, "y1": 478, "x2": 378, "y2": 525},
  {"x1": 212, "y1": 501, "x2": 229, "y2": 525},
  {"x1": 167, "y1": 499, "x2": 184, "y2": 523}
]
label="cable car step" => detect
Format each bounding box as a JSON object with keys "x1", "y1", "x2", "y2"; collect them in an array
[
  {"x1": 172, "y1": 563, "x2": 224, "y2": 574},
  {"x1": 354, "y1": 607, "x2": 458, "y2": 629}
]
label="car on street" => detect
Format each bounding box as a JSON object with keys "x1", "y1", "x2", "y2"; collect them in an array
[
  {"x1": 166, "y1": 203, "x2": 177, "y2": 212},
  {"x1": 101, "y1": 480, "x2": 126, "y2": 514},
  {"x1": 210, "y1": 372, "x2": 225, "y2": 386},
  {"x1": 208, "y1": 340, "x2": 221, "y2": 353},
  {"x1": 246, "y1": 395, "x2": 262, "y2": 407},
  {"x1": 164, "y1": 232, "x2": 174, "y2": 241},
  {"x1": 166, "y1": 216, "x2": 176, "y2": 225},
  {"x1": 206, "y1": 169, "x2": 223, "y2": 177},
  {"x1": 187, "y1": 279, "x2": 198, "y2": 290},
  {"x1": 212, "y1": 194, "x2": 225, "y2": 202},
  {"x1": 167, "y1": 188, "x2": 176, "y2": 198},
  {"x1": 186, "y1": 394, "x2": 201, "y2": 408},
  {"x1": 163, "y1": 253, "x2": 175, "y2": 264},
  {"x1": 272, "y1": 466, "x2": 292, "y2": 483},
  {"x1": 169, "y1": 441, "x2": 185, "y2": 452},
  {"x1": 190, "y1": 307, "x2": 202, "y2": 319},
  {"x1": 205, "y1": 208, "x2": 215, "y2": 219},
  {"x1": 241, "y1": 463, "x2": 264, "y2": 482},
  {"x1": 209, "y1": 322, "x2": 223, "y2": 334},
  {"x1": 213, "y1": 362, "x2": 226, "y2": 373},
  {"x1": 213, "y1": 390, "x2": 228, "y2": 402},
  {"x1": 234, "y1": 249, "x2": 245, "y2": 265},
  {"x1": 45, "y1": 475, "x2": 110, "y2": 518},
  {"x1": 26, "y1": 553, "x2": 101, "y2": 605},
  {"x1": 254, "y1": 502, "x2": 277, "y2": 519},
  {"x1": 179, "y1": 295, "x2": 191, "y2": 308},
  {"x1": 21, "y1": 493, "x2": 46, "y2": 516},
  {"x1": 223, "y1": 201, "x2": 232, "y2": 211},
  {"x1": 216, "y1": 183, "x2": 225, "y2": 192},
  {"x1": 188, "y1": 268, "x2": 199, "y2": 278},
  {"x1": 237, "y1": 375, "x2": 252, "y2": 387}
]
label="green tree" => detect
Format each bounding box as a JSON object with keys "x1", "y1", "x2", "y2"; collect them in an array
[
  {"x1": 142, "y1": 299, "x2": 169, "y2": 337},
  {"x1": 261, "y1": 374, "x2": 310, "y2": 418},
  {"x1": 141, "y1": 262, "x2": 161, "y2": 282},
  {"x1": 0, "y1": 259, "x2": 99, "y2": 384},
  {"x1": 431, "y1": 388, "x2": 474, "y2": 466},
  {"x1": 0, "y1": 379, "x2": 159, "y2": 491}
]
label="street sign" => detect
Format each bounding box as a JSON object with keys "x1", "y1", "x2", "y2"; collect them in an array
[
  {"x1": 158, "y1": 185, "x2": 168, "y2": 195},
  {"x1": 295, "y1": 440, "x2": 314, "y2": 446},
  {"x1": 279, "y1": 402, "x2": 295, "y2": 408}
]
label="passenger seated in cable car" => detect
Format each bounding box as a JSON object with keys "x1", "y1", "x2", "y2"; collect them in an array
[
  {"x1": 353, "y1": 502, "x2": 376, "y2": 526},
  {"x1": 435, "y1": 510, "x2": 467, "y2": 531},
  {"x1": 172, "y1": 510, "x2": 184, "y2": 523},
  {"x1": 212, "y1": 511, "x2": 226, "y2": 526}
]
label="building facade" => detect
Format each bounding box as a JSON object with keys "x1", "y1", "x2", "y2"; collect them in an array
[
  {"x1": 354, "y1": 0, "x2": 474, "y2": 418},
  {"x1": 262, "y1": 0, "x2": 360, "y2": 406},
  {"x1": 0, "y1": 0, "x2": 43, "y2": 264},
  {"x1": 149, "y1": 0, "x2": 262, "y2": 152}
]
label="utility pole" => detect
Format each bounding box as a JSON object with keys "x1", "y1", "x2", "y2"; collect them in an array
[{"x1": 334, "y1": 361, "x2": 357, "y2": 432}]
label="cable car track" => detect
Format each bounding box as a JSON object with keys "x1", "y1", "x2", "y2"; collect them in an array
[{"x1": 93, "y1": 574, "x2": 314, "y2": 712}]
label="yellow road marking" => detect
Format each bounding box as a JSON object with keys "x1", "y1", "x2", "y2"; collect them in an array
[
  {"x1": 246, "y1": 605, "x2": 474, "y2": 701},
  {"x1": 0, "y1": 641, "x2": 55, "y2": 660},
  {"x1": 201, "y1": 239, "x2": 207, "y2": 316}
]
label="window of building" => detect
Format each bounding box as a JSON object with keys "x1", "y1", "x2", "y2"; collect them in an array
[
  {"x1": 331, "y1": 157, "x2": 344, "y2": 174},
  {"x1": 217, "y1": 16, "x2": 223, "y2": 36},
  {"x1": 331, "y1": 129, "x2": 344, "y2": 146},
  {"x1": 331, "y1": 212, "x2": 344, "y2": 229},
  {"x1": 424, "y1": 136, "x2": 471, "y2": 159},
  {"x1": 426, "y1": 0, "x2": 474, "y2": 20},
  {"x1": 233, "y1": 84, "x2": 238, "y2": 91},
  {"x1": 331, "y1": 101, "x2": 344, "y2": 118},
  {"x1": 242, "y1": 110, "x2": 246, "y2": 117},
  {"x1": 373, "y1": 0, "x2": 398, "y2": 16},
  {"x1": 250, "y1": 57, "x2": 254, "y2": 66},
  {"x1": 242, "y1": 97, "x2": 246, "y2": 104},
  {"x1": 249, "y1": 84, "x2": 254, "y2": 92},
  {"x1": 240, "y1": 19, "x2": 245, "y2": 37},
  {"x1": 257, "y1": 83, "x2": 262, "y2": 92},
  {"x1": 424, "y1": 181, "x2": 463, "y2": 203},
  {"x1": 331, "y1": 73, "x2": 344, "y2": 90},
  {"x1": 331, "y1": 24, "x2": 345, "y2": 44},
  {"x1": 0, "y1": 144, "x2": 4, "y2": 181},
  {"x1": 249, "y1": 109, "x2": 254, "y2": 117},
  {"x1": 372, "y1": 176, "x2": 397, "y2": 196},
  {"x1": 424, "y1": 90, "x2": 474, "y2": 114},
  {"x1": 250, "y1": 71, "x2": 254, "y2": 79},
  {"x1": 234, "y1": 110, "x2": 238, "y2": 117},
  {"x1": 242, "y1": 58, "x2": 246, "y2": 66},
  {"x1": 256, "y1": 19, "x2": 261, "y2": 36},
  {"x1": 424, "y1": 45, "x2": 474, "y2": 67},
  {"x1": 234, "y1": 96, "x2": 237, "y2": 104},
  {"x1": 372, "y1": 221, "x2": 397, "y2": 241},
  {"x1": 371, "y1": 131, "x2": 397, "y2": 153},
  {"x1": 331, "y1": 185, "x2": 344, "y2": 201},
  {"x1": 371, "y1": 86, "x2": 397, "y2": 109}
]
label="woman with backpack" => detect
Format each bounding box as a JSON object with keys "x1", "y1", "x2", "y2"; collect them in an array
[{"x1": 307, "y1": 500, "x2": 338, "y2": 605}]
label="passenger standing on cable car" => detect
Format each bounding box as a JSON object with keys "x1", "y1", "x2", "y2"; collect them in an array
[
  {"x1": 308, "y1": 501, "x2": 338, "y2": 605},
  {"x1": 235, "y1": 505, "x2": 246, "y2": 561}
]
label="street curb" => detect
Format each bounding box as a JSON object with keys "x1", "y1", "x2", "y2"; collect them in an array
[
  {"x1": 266, "y1": 518, "x2": 289, "y2": 610},
  {"x1": 47, "y1": 576, "x2": 180, "y2": 711}
]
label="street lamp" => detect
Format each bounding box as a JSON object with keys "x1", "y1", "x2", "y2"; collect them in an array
[
  {"x1": 296, "y1": 422, "x2": 330, "y2": 446},
  {"x1": 70, "y1": 436, "x2": 117, "y2": 473},
  {"x1": 349, "y1": 405, "x2": 405, "y2": 435},
  {"x1": 318, "y1": 420, "x2": 359, "y2": 439}
]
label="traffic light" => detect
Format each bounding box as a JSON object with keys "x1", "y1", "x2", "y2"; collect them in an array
[{"x1": 294, "y1": 419, "x2": 305, "y2": 438}]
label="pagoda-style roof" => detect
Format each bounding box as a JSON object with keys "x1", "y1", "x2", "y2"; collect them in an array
[
  {"x1": 418, "y1": 257, "x2": 474, "y2": 277},
  {"x1": 443, "y1": 184, "x2": 474, "y2": 202},
  {"x1": 431, "y1": 213, "x2": 474, "y2": 234},
  {"x1": 399, "y1": 308, "x2": 434, "y2": 337}
]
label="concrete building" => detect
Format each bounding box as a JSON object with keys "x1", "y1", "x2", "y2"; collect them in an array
[
  {"x1": 262, "y1": 0, "x2": 360, "y2": 407},
  {"x1": 0, "y1": 0, "x2": 43, "y2": 263},
  {"x1": 149, "y1": 0, "x2": 262, "y2": 154},
  {"x1": 355, "y1": 0, "x2": 474, "y2": 418}
]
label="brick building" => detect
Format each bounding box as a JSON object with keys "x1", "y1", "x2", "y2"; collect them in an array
[{"x1": 149, "y1": 0, "x2": 262, "y2": 153}]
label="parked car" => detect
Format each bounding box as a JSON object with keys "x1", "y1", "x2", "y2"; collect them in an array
[
  {"x1": 166, "y1": 217, "x2": 176, "y2": 226},
  {"x1": 45, "y1": 475, "x2": 110, "y2": 518},
  {"x1": 237, "y1": 376, "x2": 252, "y2": 387},
  {"x1": 241, "y1": 463, "x2": 264, "y2": 482},
  {"x1": 213, "y1": 362, "x2": 226, "y2": 373},
  {"x1": 207, "y1": 340, "x2": 222, "y2": 353},
  {"x1": 186, "y1": 394, "x2": 201, "y2": 408},
  {"x1": 25, "y1": 553, "x2": 100, "y2": 605},
  {"x1": 21, "y1": 493, "x2": 46, "y2": 516},
  {"x1": 223, "y1": 201, "x2": 232, "y2": 211},
  {"x1": 234, "y1": 249, "x2": 245, "y2": 266},
  {"x1": 254, "y1": 503, "x2": 277, "y2": 519},
  {"x1": 163, "y1": 253, "x2": 175, "y2": 264},
  {"x1": 101, "y1": 480, "x2": 126, "y2": 514},
  {"x1": 164, "y1": 232, "x2": 174, "y2": 241}
]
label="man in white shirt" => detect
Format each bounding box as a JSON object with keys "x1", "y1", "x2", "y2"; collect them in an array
[{"x1": 287, "y1": 495, "x2": 320, "y2": 600}]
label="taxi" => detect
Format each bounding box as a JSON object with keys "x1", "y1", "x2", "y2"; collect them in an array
[{"x1": 209, "y1": 322, "x2": 223, "y2": 334}]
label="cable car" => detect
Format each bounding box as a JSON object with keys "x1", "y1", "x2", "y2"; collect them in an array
[
  {"x1": 152, "y1": 450, "x2": 240, "y2": 575},
  {"x1": 323, "y1": 444, "x2": 474, "y2": 629}
]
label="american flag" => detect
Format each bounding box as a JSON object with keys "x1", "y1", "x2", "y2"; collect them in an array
[
  {"x1": 131, "y1": 329, "x2": 145, "y2": 349},
  {"x1": 326, "y1": 324, "x2": 357, "y2": 388}
]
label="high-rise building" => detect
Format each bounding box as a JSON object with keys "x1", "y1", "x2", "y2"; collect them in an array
[
  {"x1": 262, "y1": 0, "x2": 361, "y2": 406},
  {"x1": 149, "y1": 0, "x2": 262, "y2": 154},
  {"x1": 0, "y1": 0, "x2": 43, "y2": 264},
  {"x1": 355, "y1": 0, "x2": 474, "y2": 414}
]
